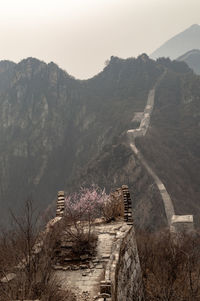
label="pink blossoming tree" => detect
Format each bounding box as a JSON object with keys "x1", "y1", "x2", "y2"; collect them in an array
[
  {"x1": 65, "y1": 186, "x2": 108, "y2": 222},
  {"x1": 64, "y1": 186, "x2": 109, "y2": 256}
]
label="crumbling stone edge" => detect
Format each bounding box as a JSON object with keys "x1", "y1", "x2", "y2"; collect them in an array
[{"x1": 95, "y1": 185, "x2": 143, "y2": 301}]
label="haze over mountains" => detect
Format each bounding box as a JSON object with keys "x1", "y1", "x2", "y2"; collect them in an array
[
  {"x1": 150, "y1": 24, "x2": 200, "y2": 60},
  {"x1": 0, "y1": 53, "x2": 200, "y2": 230},
  {"x1": 0, "y1": 55, "x2": 163, "y2": 228},
  {"x1": 150, "y1": 24, "x2": 200, "y2": 75},
  {"x1": 177, "y1": 49, "x2": 200, "y2": 75},
  {"x1": 0, "y1": 24, "x2": 200, "y2": 230}
]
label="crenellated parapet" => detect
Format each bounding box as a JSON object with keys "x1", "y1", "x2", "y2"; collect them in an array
[
  {"x1": 121, "y1": 185, "x2": 134, "y2": 225},
  {"x1": 56, "y1": 190, "x2": 65, "y2": 217}
]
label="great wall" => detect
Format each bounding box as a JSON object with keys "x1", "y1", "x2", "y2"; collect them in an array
[
  {"x1": 52, "y1": 186, "x2": 143, "y2": 301},
  {"x1": 1, "y1": 186, "x2": 143, "y2": 301},
  {"x1": 1, "y1": 181, "x2": 195, "y2": 300},
  {"x1": 127, "y1": 73, "x2": 194, "y2": 233},
  {"x1": 0, "y1": 74, "x2": 196, "y2": 300}
]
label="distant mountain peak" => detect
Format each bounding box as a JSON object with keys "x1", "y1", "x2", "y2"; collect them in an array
[
  {"x1": 185, "y1": 24, "x2": 200, "y2": 34},
  {"x1": 189, "y1": 24, "x2": 200, "y2": 29},
  {"x1": 19, "y1": 57, "x2": 45, "y2": 65},
  {"x1": 178, "y1": 48, "x2": 200, "y2": 60},
  {"x1": 150, "y1": 24, "x2": 200, "y2": 60},
  {"x1": 0, "y1": 60, "x2": 16, "y2": 70},
  {"x1": 177, "y1": 48, "x2": 200, "y2": 75}
]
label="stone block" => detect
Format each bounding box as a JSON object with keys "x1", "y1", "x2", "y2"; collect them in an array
[
  {"x1": 100, "y1": 280, "x2": 111, "y2": 295},
  {"x1": 58, "y1": 191, "x2": 65, "y2": 196},
  {"x1": 124, "y1": 251, "x2": 129, "y2": 261},
  {"x1": 171, "y1": 214, "x2": 194, "y2": 233},
  {"x1": 1, "y1": 273, "x2": 16, "y2": 283},
  {"x1": 127, "y1": 258, "x2": 132, "y2": 268}
]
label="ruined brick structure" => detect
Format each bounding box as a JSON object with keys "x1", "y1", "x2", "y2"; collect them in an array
[
  {"x1": 56, "y1": 190, "x2": 65, "y2": 217},
  {"x1": 54, "y1": 185, "x2": 143, "y2": 301},
  {"x1": 121, "y1": 185, "x2": 133, "y2": 225}
]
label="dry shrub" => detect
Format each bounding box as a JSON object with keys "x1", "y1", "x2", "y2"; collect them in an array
[
  {"x1": 40, "y1": 280, "x2": 76, "y2": 301},
  {"x1": 102, "y1": 188, "x2": 124, "y2": 222},
  {"x1": 63, "y1": 186, "x2": 108, "y2": 258},
  {"x1": 0, "y1": 229, "x2": 19, "y2": 277},
  {"x1": 0, "y1": 201, "x2": 75, "y2": 301},
  {"x1": 0, "y1": 277, "x2": 75, "y2": 301},
  {"x1": 58, "y1": 217, "x2": 98, "y2": 260},
  {"x1": 71, "y1": 231, "x2": 97, "y2": 257},
  {"x1": 137, "y1": 229, "x2": 200, "y2": 301}
]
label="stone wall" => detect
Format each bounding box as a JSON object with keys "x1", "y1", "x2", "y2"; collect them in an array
[
  {"x1": 98, "y1": 186, "x2": 143, "y2": 301},
  {"x1": 101, "y1": 225, "x2": 143, "y2": 301},
  {"x1": 170, "y1": 215, "x2": 194, "y2": 233},
  {"x1": 115, "y1": 227, "x2": 143, "y2": 301}
]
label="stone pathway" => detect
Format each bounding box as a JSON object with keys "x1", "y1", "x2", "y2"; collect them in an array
[
  {"x1": 129, "y1": 142, "x2": 175, "y2": 224},
  {"x1": 127, "y1": 74, "x2": 176, "y2": 226},
  {"x1": 54, "y1": 221, "x2": 128, "y2": 300}
]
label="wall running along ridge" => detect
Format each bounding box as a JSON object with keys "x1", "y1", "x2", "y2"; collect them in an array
[{"x1": 127, "y1": 72, "x2": 194, "y2": 233}]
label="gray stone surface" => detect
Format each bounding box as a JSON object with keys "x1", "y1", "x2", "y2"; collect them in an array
[
  {"x1": 114, "y1": 227, "x2": 143, "y2": 301},
  {"x1": 1, "y1": 273, "x2": 16, "y2": 283},
  {"x1": 54, "y1": 221, "x2": 131, "y2": 300},
  {"x1": 170, "y1": 214, "x2": 194, "y2": 233},
  {"x1": 127, "y1": 86, "x2": 175, "y2": 225}
]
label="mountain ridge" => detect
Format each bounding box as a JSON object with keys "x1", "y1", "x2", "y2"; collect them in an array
[
  {"x1": 177, "y1": 49, "x2": 200, "y2": 75},
  {"x1": 150, "y1": 24, "x2": 200, "y2": 60},
  {"x1": 0, "y1": 54, "x2": 200, "y2": 230},
  {"x1": 0, "y1": 54, "x2": 165, "y2": 228}
]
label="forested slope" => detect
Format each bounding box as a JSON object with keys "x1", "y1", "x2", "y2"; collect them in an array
[
  {"x1": 1, "y1": 53, "x2": 199, "y2": 229},
  {"x1": 0, "y1": 55, "x2": 162, "y2": 225}
]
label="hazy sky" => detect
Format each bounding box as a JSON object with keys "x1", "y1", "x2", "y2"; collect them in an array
[{"x1": 0, "y1": 0, "x2": 199, "y2": 79}]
